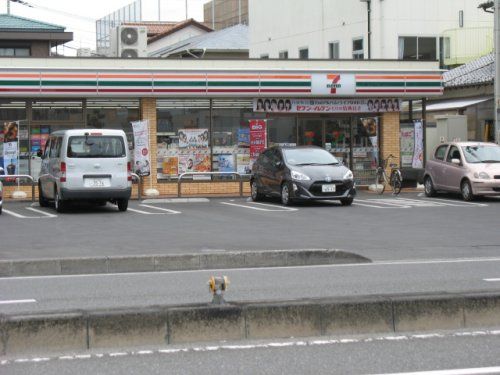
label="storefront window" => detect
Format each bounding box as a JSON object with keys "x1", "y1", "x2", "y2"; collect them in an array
[
  {"x1": 326, "y1": 118, "x2": 351, "y2": 167},
  {"x1": 0, "y1": 100, "x2": 28, "y2": 177},
  {"x1": 268, "y1": 116, "x2": 296, "y2": 146},
  {"x1": 87, "y1": 99, "x2": 140, "y2": 148},
  {"x1": 32, "y1": 100, "x2": 83, "y2": 122},
  {"x1": 156, "y1": 99, "x2": 210, "y2": 179},
  {"x1": 352, "y1": 116, "x2": 379, "y2": 185},
  {"x1": 299, "y1": 119, "x2": 323, "y2": 147}
]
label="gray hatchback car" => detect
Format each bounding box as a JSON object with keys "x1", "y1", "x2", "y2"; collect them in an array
[{"x1": 423, "y1": 142, "x2": 500, "y2": 201}]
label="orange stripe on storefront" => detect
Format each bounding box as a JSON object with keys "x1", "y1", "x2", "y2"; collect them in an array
[
  {"x1": 40, "y1": 74, "x2": 97, "y2": 79},
  {"x1": 98, "y1": 74, "x2": 152, "y2": 79},
  {"x1": 153, "y1": 74, "x2": 206, "y2": 79},
  {"x1": 260, "y1": 75, "x2": 311, "y2": 79},
  {"x1": 0, "y1": 74, "x2": 39, "y2": 78}
]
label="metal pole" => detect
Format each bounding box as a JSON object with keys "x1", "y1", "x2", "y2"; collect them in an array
[
  {"x1": 367, "y1": 0, "x2": 371, "y2": 59},
  {"x1": 7, "y1": 0, "x2": 10, "y2": 15},
  {"x1": 422, "y1": 98, "x2": 427, "y2": 167},
  {"x1": 158, "y1": 0, "x2": 160, "y2": 21},
  {"x1": 495, "y1": 0, "x2": 500, "y2": 143},
  {"x1": 185, "y1": 0, "x2": 188, "y2": 19},
  {"x1": 238, "y1": 0, "x2": 241, "y2": 24}
]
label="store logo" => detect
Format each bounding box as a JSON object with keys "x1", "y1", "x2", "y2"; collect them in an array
[{"x1": 327, "y1": 74, "x2": 341, "y2": 94}]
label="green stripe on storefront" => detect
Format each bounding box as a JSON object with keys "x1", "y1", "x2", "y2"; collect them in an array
[
  {"x1": 0, "y1": 80, "x2": 39, "y2": 86},
  {"x1": 99, "y1": 81, "x2": 152, "y2": 87},
  {"x1": 154, "y1": 81, "x2": 206, "y2": 87},
  {"x1": 41, "y1": 80, "x2": 97, "y2": 86},
  {"x1": 261, "y1": 81, "x2": 311, "y2": 87},
  {"x1": 406, "y1": 82, "x2": 442, "y2": 87},
  {"x1": 207, "y1": 81, "x2": 259, "y2": 87}
]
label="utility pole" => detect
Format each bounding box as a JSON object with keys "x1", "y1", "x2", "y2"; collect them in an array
[
  {"x1": 185, "y1": 0, "x2": 188, "y2": 20},
  {"x1": 495, "y1": 0, "x2": 500, "y2": 143},
  {"x1": 7, "y1": 0, "x2": 10, "y2": 14},
  {"x1": 158, "y1": 0, "x2": 160, "y2": 21},
  {"x1": 212, "y1": 0, "x2": 215, "y2": 29}
]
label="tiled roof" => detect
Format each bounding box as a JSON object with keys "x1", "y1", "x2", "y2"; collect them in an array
[
  {"x1": 443, "y1": 53, "x2": 494, "y2": 88},
  {"x1": 150, "y1": 24, "x2": 248, "y2": 57},
  {"x1": 0, "y1": 13, "x2": 65, "y2": 32},
  {"x1": 122, "y1": 21, "x2": 178, "y2": 37},
  {"x1": 148, "y1": 18, "x2": 213, "y2": 43}
]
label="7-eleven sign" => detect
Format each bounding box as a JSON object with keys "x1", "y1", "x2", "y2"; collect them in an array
[{"x1": 327, "y1": 74, "x2": 342, "y2": 94}]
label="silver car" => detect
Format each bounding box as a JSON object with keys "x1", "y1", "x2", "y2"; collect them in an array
[{"x1": 424, "y1": 142, "x2": 500, "y2": 201}]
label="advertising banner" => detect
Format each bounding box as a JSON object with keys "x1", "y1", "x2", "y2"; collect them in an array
[
  {"x1": 400, "y1": 127, "x2": 415, "y2": 168},
  {"x1": 2, "y1": 121, "x2": 19, "y2": 175},
  {"x1": 178, "y1": 153, "x2": 211, "y2": 174},
  {"x1": 254, "y1": 98, "x2": 401, "y2": 114},
  {"x1": 249, "y1": 119, "x2": 267, "y2": 162},
  {"x1": 412, "y1": 120, "x2": 424, "y2": 168},
  {"x1": 178, "y1": 128, "x2": 211, "y2": 174},
  {"x1": 131, "y1": 120, "x2": 151, "y2": 176}
]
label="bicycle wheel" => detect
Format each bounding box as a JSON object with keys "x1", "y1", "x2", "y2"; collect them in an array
[
  {"x1": 374, "y1": 168, "x2": 386, "y2": 194},
  {"x1": 391, "y1": 170, "x2": 402, "y2": 195}
]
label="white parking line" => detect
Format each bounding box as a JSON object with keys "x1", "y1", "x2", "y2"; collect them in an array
[
  {"x1": 25, "y1": 207, "x2": 57, "y2": 218},
  {"x1": 220, "y1": 202, "x2": 298, "y2": 212},
  {"x1": 353, "y1": 201, "x2": 408, "y2": 209},
  {"x1": 372, "y1": 367, "x2": 500, "y2": 375},
  {"x1": 250, "y1": 202, "x2": 298, "y2": 211},
  {"x1": 127, "y1": 208, "x2": 165, "y2": 215},
  {"x1": 0, "y1": 299, "x2": 36, "y2": 305},
  {"x1": 354, "y1": 199, "x2": 411, "y2": 208},
  {"x1": 139, "y1": 204, "x2": 181, "y2": 214},
  {"x1": 423, "y1": 197, "x2": 488, "y2": 207},
  {"x1": 1, "y1": 209, "x2": 32, "y2": 218},
  {"x1": 483, "y1": 278, "x2": 500, "y2": 282}
]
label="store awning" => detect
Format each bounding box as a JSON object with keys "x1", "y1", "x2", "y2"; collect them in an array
[{"x1": 425, "y1": 97, "x2": 492, "y2": 112}]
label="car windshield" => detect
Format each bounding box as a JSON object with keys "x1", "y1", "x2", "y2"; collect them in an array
[
  {"x1": 283, "y1": 148, "x2": 339, "y2": 166},
  {"x1": 461, "y1": 145, "x2": 500, "y2": 164},
  {"x1": 67, "y1": 136, "x2": 126, "y2": 158}
]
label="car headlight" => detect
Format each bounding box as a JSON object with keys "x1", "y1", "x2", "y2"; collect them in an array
[
  {"x1": 343, "y1": 170, "x2": 354, "y2": 180},
  {"x1": 291, "y1": 170, "x2": 310, "y2": 181},
  {"x1": 474, "y1": 172, "x2": 490, "y2": 179}
]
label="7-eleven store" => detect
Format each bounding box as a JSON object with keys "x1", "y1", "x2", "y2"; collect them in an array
[{"x1": 0, "y1": 58, "x2": 442, "y2": 199}]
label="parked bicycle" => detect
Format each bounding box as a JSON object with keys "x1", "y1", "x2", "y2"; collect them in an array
[{"x1": 374, "y1": 154, "x2": 402, "y2": 195}]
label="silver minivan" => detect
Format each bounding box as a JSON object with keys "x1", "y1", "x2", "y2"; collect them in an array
[{"x1": 37, "y1": 129, "x2": 132, "y2": 212}]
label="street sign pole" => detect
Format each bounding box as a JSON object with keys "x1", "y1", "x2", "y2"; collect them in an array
[{"x1": 495, "y1": 0, "x2": 500, "y2": 143}]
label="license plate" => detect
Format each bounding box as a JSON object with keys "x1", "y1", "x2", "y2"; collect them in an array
[
  {"x1": 85, "y1": 178, "x2": 107, "y2": 188},
  {"x1": 322, "y1": 184, "x2": 336, "y2": 193}
]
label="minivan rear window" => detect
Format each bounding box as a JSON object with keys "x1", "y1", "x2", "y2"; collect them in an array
[{"x1": 67, "y1": 136, "x2": 126, "y2": 158}]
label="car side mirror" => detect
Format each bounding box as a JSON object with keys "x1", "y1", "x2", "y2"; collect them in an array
[
  {"x1": 36, "y1": 149, "x2": 43, "y2": 158},
  {"x1": 451, "y1": 158, "x2": 461, "y2": 165}
]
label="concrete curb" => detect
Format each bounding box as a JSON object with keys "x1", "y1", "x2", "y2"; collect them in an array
[
  {"x1": 0, "y1": 249, "x2": 370, "y2": 278},
  {"x1": 2, "y1": 291, "x2": 500, "y2": 356}
]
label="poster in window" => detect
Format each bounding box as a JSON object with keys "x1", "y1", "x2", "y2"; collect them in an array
[
  {"x1": 178, "y1": 153, "x2": 211, "y2": 174},
  {"x1": 218, "y1": 154, "x2": 235, "y2": 172},
  {"x1": 162, "y1": 156, "x2": 179, "y2": 176},
  {"x1": 2, "y1": 121, "x2": 19, "y2": 175},
  {"x1": 178, "y1": 129, "x2": 209, "y2": 149},
  {"x1": 249, "y1": 119, "x2": 267, "y2": 162}
]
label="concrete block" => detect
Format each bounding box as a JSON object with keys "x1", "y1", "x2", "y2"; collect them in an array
[
  {"x1": 286, "y1": 250, "x2": 336, "y2": 266},
  {"x1": 168, "y1": 305, "x2": 244, "y2": 344},
  {"x1": 331, "y1": 250, "x2": 371, "y2": 264},
  {"x1": 1, "y1": 313, "x2": 87, "y2": 356},
  {"x1": 0, "y1": 261, "x2": 11, "y2": 277},
  {"x1": 245, "y1": 302, "x2": 323, "y2": 340},
  {"x1": 10, "y1": 259, "x2": 61, "y2": 276},
  {"x1": 88, "y1": 309, "x2": 167, "y2": 348},
  {"x1": 464, "y1": 294, "x2": 500, "y2": 328},
  {"x1": 323, "y1": 299, "x2": 394, "y2": 335},
  {"x1": 200, "y1": 253, "x2": 246, "y2": 269},
  {"x1": 60, "y1": 257, "x2": 107, "y2": 275},
  {"x1": 107, "y1": 256, "x2": 155, "y2": 274},
  {"x1": 244, "y1": 251, "x2": 288, "y2": 268},
  {"x1": 155, "y1": 254, "x2": 200, "y2": 271},
  {"x1": 393, "y1": 296, "x2": 464, "y2": 332}
]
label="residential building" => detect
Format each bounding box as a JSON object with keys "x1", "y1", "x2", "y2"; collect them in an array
[
  {"x1": 0, "y1": 14, "x2": 72, "y2": 57},
  {"x1": 149, "y1": 24, "x2": 248, "y2": 59},
  {"x1": 147, "y1": 18, "x2": 213, "y2": 57},
  {"x1": 249, "y1": 0, "x2": 493, "y2": 66},
  {"x1": 204, "y1": 0, "x2": 248, "y2": 30}
]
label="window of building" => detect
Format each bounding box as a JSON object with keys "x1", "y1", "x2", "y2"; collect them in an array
[
  {"x1": 0, "y1": 47, "x2": 30, "y2": 56},
  {"x1": 279, "y1": 50, "x2": 288, "y2": 59},
  {"x1": 299, "y1": 47, "x2": 309, "y2": 59},
  {"x1": 329, "y1": 41, "x2": 339, "y2": 59},
  {"x1": 260, "y1": 54, "x2": 269, "y2": 59},
  {"x1": 352, "y1": 38, "x2": 364, "y2": 59},
  {"x1": 268, "y1": 117, "x2": 297, "y2": 146},
  {"x1": 399, "y1": 36, "x2": 437, "y2": 60}
]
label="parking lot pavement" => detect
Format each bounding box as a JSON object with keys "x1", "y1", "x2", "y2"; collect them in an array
[{"x1": 0, "y1": 192, "x2": 499, "y2": 262}]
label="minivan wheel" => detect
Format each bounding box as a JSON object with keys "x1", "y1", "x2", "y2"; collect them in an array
[
  {"x1": 461, "y1": 180, "x2": 474, "y2": 201},
  {"x1": 117, "y1": 199, "x2": 128, "y2": 212},
  {"x1": 54, "y1": 189, "x2": 66, "y2": 213},
  {"x1": 424, "y1": 176, "x2": 437, "y2": 197},
  {"x1": 251, "y1": 180, "x2": 264, "y2": 201},
  {"x1": 38, "y1": 184, "x2": 49, "y2": 207},
  {"x1": 281, "y1": 182, "x2": 293, "y2": 206},
  {"x1": 340, "y1": 197, "x2": 353, "y2": 206}
]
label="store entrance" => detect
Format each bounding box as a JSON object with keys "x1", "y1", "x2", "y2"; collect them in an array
[{"x1": 297, "y1": 116, "x2": 380, "y2": 185}]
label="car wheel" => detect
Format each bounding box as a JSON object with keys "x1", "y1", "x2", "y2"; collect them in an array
[
  {"x1": 424, "y1": 176, "x2": 437, "y2": 197},
  {"x1": 281, "y1": 182, "x2": 293, "y2": 206},
  {"x1": 461, "y1": 179, "x2": 474, "y2": 201},
  {"x1": 251, "y1": 180, "x2": 264, "y2": 202},
  {"x1": 38, "y1": 183, "x2": 49, "y2": 207},
  {"x1": 340, "y1": 197, "x2": 353, "y2": 206},
  {"x1": 0, "y1": 204, "x2": 2, "y2": 215},
  {"x1": 54, "y1": 189, "x2": 66, "y2": 213},
  {"x1": 117, "y1": 199, "x2": 128, "y2": 212}
]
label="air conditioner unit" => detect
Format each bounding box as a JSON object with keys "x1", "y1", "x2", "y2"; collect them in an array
[{"x1": 109, "y1": 26, "x2": 148, "y2": 58}]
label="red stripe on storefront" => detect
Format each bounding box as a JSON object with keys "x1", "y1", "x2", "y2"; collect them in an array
[
  {"x1": 40, "y1": 89, "x2": 98, "y2": 92},
  {"x1": 153, "y1": 89, "x2": 206, "y2": 93},
  {"x1": 356, "y1": 89, "x2": 406, "y2": 93},
  {"x1": 405, "y1": 89, "x2": 443, "y2": 93},
  {"x1": 98, "y1": 89, "x2": 153, "y2": 93},
  {"x1": 207, "y1": 89, "x2": 260, "y2": 93},
  {"x1": 260, "y1": 89, "x2": 312, "y2": 93},
  {"x1": 0, "y1": 88, "x2": 40, "y2": 92}
]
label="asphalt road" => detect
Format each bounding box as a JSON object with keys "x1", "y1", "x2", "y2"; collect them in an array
[
  {"x1": 3, "y1": 329, "x2": 500, "y2": 374},
  {"x1": 0, "y1": 192, "x2": 499, "y2": 262},
  {"x1": 2, "y1": 257, "x2": 500, "y2": 315}
]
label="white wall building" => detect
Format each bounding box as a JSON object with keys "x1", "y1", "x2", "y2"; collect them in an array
[{"x1": 249, "y1": 0, "x2": 493, "y2": 65}]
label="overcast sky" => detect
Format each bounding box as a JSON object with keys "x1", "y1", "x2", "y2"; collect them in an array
[{"x1": 0, "y1": 0, "x2": 209, "y2": 54}]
